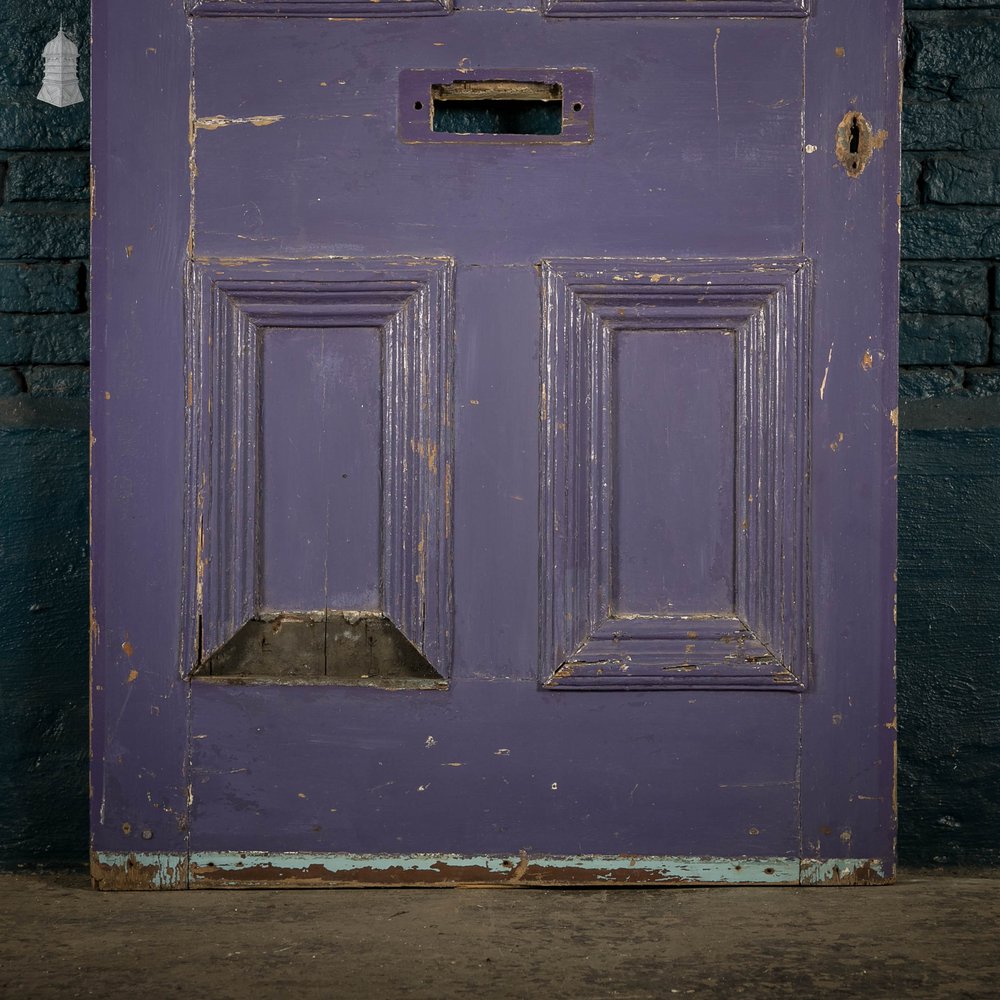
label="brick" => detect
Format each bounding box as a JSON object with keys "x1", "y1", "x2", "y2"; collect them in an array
[
  {"x1": 0, "y1": 366, "x2": 25, "y2": 397},
  {"x1": 0, "y1": 209, "x2": 88, "y2": 259},
  {"x1": 907, "y1": 17, "x2": 1000, "y2": 98},
  {"x1": 897, "y1": 426, "x2": 1000, "y2": 867},
  {"x1": 993, "y1": 315, "x2": 1000, "y2": 362},
  {"x1": 900, "y1": 263, "x2": 988, "y2": 314},
  {"x1": 899, "y1": 366, "x2": 963, "y2": 401},
  {"x1": 902, "y1": 207, "x2": 1000, "y2": 258},
  {"x1": 0, "y1": 262, "x2": 82, "y2": 314},
  {"x1": 924, "y1": 154, "x2": 1000, "y2": 204},
  {"x1": 0, "y1": 103, "x2": 89, "y2": 153},
  {"x1": 907, "y1": 1, "x2": 1000, "y2": 10},
  {"x1": 901, "y1": 155, "x2": 923, "y2": 208},
  {"x1": 24, "y1": 365, "x2": 88, "y2": 399},
  {"x1": 965, "y1": 368, "x2": 1000, "y2": 396},
  {"x1": 0, "y1": 419, "x2": 89, "y2": 867},
  {"x1": 900, "y1": 314, "x2": 990, "y2": 364},
  {"x1": 0, "y1": 0, "x2": 89, "y2": 89},
  {"x1": 0, "y1": 314, "x2": 88, "y2": 365},
  {"x1": 5, "y1": 154, "x2": 89, "y2": 202},
  {"x1": 903, "y1": 100, "x2": 1000, "y2": 151}
]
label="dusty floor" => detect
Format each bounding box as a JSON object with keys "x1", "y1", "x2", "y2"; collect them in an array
[{"x1": 0, "y1": 870, "x2": 998, "y2": 999}]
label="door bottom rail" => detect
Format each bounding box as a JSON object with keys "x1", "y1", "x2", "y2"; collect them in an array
[{"x1": 90, "y1": 851, "x2": 892, "y2": 889}]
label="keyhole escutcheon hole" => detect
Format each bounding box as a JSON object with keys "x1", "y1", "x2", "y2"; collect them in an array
[{"x1": 835, "y1": 110, "x2": 880, "y2": 179}]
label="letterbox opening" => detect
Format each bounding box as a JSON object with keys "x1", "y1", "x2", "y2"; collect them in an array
[{"x1": 430, "y1": 80, "x2": 563, "y2": 135}]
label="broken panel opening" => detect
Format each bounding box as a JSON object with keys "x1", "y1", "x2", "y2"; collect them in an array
[
  {"x1": 430, "y1": 80, "x2": 563, "y2": 135},
  {"x1": 191, "y1": 612, "x2": 446, "y2": 688}
]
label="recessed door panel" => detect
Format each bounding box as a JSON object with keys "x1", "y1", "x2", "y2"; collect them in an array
[
  {"x1": 612, "y1": 329, "x2": 736, "y2": 616},
  {"x1": 261, "y1": 326, "x2": 382, "y2": 613}
]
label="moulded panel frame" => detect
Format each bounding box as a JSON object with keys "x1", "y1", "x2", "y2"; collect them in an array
[
  {"x1": 543, "y1": 0, "x2": 809, "y2": 17},
  {"x1": 540, "y1": 258, "x2": 813, "y2": 692},
  {"x1": 187, "y1": 0, "x2": 453, "y2": 17},
  {"x1": 182, "y1": 257, "x2": 455, "y2": 683}
]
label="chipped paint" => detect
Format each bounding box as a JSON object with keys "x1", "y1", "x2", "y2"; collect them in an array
[
  {"x1": 820, "y1": 345, "x2": 833, "y2": 401},
  {"x1": 799, "y1": 858, "x2": 892, "y2": 886},
  {"x1": 91, "y1": 849, "x2": 893, "y2": 889},
  {"x1": 194, "y1": 114, "x2": 284, "y2": 131},
  {"x1": 187, "y1": 852, "x2": 804, "y2": 888},
  {"x1": 91, "y1": 851, "x2": 187, "y2": 890}
]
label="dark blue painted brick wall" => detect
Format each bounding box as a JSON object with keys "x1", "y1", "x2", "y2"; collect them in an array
[
  {"x1": 0, "y1": 0, "x2": 90, "y2": 868},
  {"x1": 900, "y1": 0, "x2": 1000, "y2": 866},
  {"x1": 1, "y1": 0, "x2": 998, "y2": 869}
]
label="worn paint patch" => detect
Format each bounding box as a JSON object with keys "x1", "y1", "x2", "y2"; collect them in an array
[
  {"x1": 194, "y1": 114, "x2": 284, "y2": 131},
  {"x1": 799, "y1": 858, "x2": 893, "y2": 886},
  {"x1": 187, "y1": 852, "x2": 802, "y2": 888},
  {"x1": 91, "y1": 851, "x2": 188, "y2": 890},
  {"x1": 90, "y1": 851, "x2": 895, "y2": 890}
]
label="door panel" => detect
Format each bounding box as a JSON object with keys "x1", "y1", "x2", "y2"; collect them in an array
[
  {"x1": 260, "y1": 326, "x2": 382, "y2": 613},
  {"x1": 186, "y1": 258, "x2": 454, "y2": 681},
  {"x1": 90, "y1": 0, "x2": 901, "y2": 888},
  {"x1": 188, "y1": 684, "x2": 801, "y2": 867},
  {"x1": 611, "y1": 328, "x2": 736, "y2": 616},
  {"x1": 192, "y1": 17, "x2": 804, "y2": 262}
]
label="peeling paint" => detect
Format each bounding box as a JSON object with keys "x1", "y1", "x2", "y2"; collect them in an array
[
  {"x1": 194, "y1": 114, "x2": 284, "y2": 131},
  {"x1": 91, "y1": 851, "x2": 187, "y2": 891},
  {"x1": 819, "y1": 346, "x2": 833, "y2": 400},
  {"x1": 799, "y1": 858, "x2": 892, "y2": 886},
  {"x1": 187, "y1": 852, "x2": 804, "y2": 888}
]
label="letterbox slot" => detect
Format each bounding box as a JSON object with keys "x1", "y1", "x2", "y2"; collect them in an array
[
  {"x1": 399, "y1": 69, "x2": 593, "y2": 145},
  {"x1": 430, "y1": 80, "x2": 563, "y2": 135}
]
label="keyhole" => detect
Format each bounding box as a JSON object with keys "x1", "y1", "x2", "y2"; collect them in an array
[{"x1": 848, "y1": 114, "x2": 862, "y2": 170}]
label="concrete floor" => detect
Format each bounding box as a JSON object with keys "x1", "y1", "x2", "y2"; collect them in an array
[{"x1": 1, "y1": 871, "x2": 998, "y2": 999}]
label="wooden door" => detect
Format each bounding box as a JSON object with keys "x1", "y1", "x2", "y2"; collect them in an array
[{"x1": 90, "y1": 0, "x2": 901, "y2": 888}]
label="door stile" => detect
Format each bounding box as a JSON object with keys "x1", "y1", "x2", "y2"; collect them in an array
[
  {"x1": 90, "y1": 1, "x2": 193, "y2": 889},
  {"x1": 799, "y1": 0, "x2": 901, "y2": 885}
]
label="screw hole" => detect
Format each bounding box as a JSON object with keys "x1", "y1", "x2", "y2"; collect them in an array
[
  {"x1": 414, "y1": 101, "x2": 423, "y2": 110},
  {"x1": 572, "y1": 102, "x2": 583, "y2": 112}
]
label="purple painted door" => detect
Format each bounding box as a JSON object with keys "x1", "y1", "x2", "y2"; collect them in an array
[{"x1": 90, "y1": 0, "x2": 901, "y2": 888}]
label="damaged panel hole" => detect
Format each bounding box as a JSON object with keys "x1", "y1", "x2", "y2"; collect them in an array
[
  {"x1": 431, "y1": 80, "x2": 563, "y2": 135},
  {"x1": 191, "y1": 613, "x2": 445, "y2": 688},
  {"x1": 836, "y1": 110, "x2": 875, "y2": 178}
]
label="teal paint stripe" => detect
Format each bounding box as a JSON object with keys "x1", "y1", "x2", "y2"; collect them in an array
[
  {"x1": 188, "y1": 852, "x2": 802, "y2": 884},
  {"x1": 93, "y1": 852, "x2": 891, "y2": 886}
]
